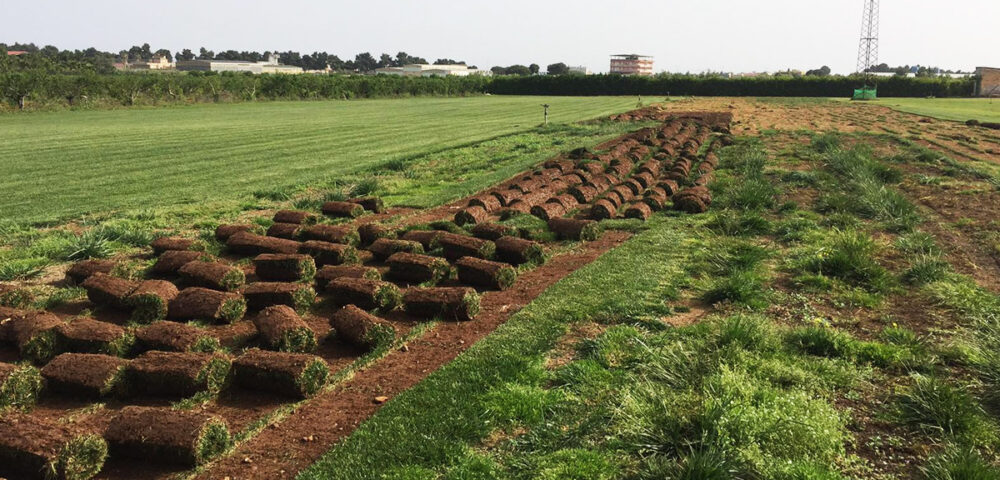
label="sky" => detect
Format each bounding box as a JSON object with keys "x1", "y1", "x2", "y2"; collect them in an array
[{"x1": 6, "y1": 0, "x2": 998, "y2": 74}]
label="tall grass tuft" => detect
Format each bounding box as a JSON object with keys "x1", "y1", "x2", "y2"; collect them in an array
[{"x1": 895, "y1": 375, "x2": 982, "y2": 437}]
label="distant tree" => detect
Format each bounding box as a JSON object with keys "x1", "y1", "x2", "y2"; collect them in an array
[
  {"x1": 490, "y1": 66, "x2": 505, "y2": 75},
  {"x1": 279, "y1": 51, "x2": 302, "y2": 67},
  {"x1": 505, "y1": 65, "x2": 531, "y2": 76},
  {"x1": 546, "y1": 62, "x2": 569, "y2": 75},
  {"x1": 378, "y1": 53, "x2": 393, "y2": 68},
  {"x1": 153, "y1": 49, "x2": 172, "y2": 62},
  {"x1": 354, "y1": 52, "x2": 378, "y2": 72},
  {"x1": 433, "y1": 58, "x2": 465, "y2": 65},
  {"x1": 197, "y1": 47, "x2": 214, "y2": 60},
  {"x1": 529, "y1": 64, "x2": 540, "y2": 75},
  {"x1": 177, "y1": 49, "x2": 195, "y2": 61},
  {"x1": 805, "y1": 65, "x2": 831, "y2": 77}
]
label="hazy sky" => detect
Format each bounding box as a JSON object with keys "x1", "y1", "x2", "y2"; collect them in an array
[{"x1": 7, "y1": 0, "x2": 998, "y2": 74}]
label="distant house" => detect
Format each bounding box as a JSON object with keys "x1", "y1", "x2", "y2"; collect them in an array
[
  {"x1": 118, "y1": 54, "x2": 175, "y2": 71},
  {"x1": 374, "y1": 64, "x2": 490, "y2": 77},
  {"x1": 6, "y1": 51, "x2": 27, "y2": 56},
  {"x1": 567, "y1": 66, "x2": 590, "y2": 75},
  {"x1": 976, "y1": 67, "x2": 1000, "y2": 97},
  {"x1": 176, "y1": 53, "x2": 303, "y2": 74}
]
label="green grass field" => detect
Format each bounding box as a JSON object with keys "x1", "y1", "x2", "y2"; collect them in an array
[
  {"x1": 872, "y1": 98, "x2": 1000, "y2": 123},
  {"x1": 0, "y1": 96, "x2": 638, "y2": 224}
]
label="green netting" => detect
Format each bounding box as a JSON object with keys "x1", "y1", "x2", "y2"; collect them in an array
[{"x1": 852, "y1": 87, "x2": 877, "y2": 100}]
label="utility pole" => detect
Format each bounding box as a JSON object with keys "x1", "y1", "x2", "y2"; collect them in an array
[{"x1": 854, "y1": 0, "x2": 880, "y2": 99}]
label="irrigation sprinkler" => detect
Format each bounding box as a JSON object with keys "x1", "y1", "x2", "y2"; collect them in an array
[{"x1": 541, "y1": 104, "x2": 550, "y2": 126}]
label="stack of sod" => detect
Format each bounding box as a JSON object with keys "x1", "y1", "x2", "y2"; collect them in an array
[
  {"x1": 590, "y1": 198, "x2": 618, "y2": 220},
  {"x1": 321, "y1": 201, "x2": 365, "y2": 218},
  {"x1": 454, "y1": 206, "x2": 489, "y2": 226},
  {"x1": 41, "y1": 353, "x2": 128, "y2": 399},
  {"x1": 624, "y1": 202, "x2": 653, "y2": 221},
  {"x1": 104, "y1": 406, "x2": 230, "y2": 467},
  {"x1": 6, "y1": 312, "x2": 63, "y2": 364},
  {"x1": 348, "y1": 196, "x2": 386, "y2": 213},
  {"x1": 455, "y1": 257, "x2": 518, "y2": 290},
  {"x1": 81, "y1": 273, "x2": 138, "y2": 310},
  {"x1": 273, "y1": 209, "x2": 317, "y2": 225},
  {"x1": 168, "y1": 288, "x2": 246, "y2": 324},
  {"x1": 386, "y1": 253, "x2": 452, "y2": 285},
  {"x1": 548, "y1": 218, "x2": 602, "y2": 241},
  {"x1": 673, "y1": 186, "x2": 713, "y2": 214},
  {"x1": 65, "y1": 259, "x2": 117, "y2": 284},
  {"x1": 126, "y1": 280, "x2": 179, "y2": 323},
  {"x1": 530, "y1": 202, "x2": 566, "y2": 222},
  {"x1": 252, "y1": 305, "x2": 317, "y2": 353},
  {"x1": 326, "y1": 278, "x2": 402, "y2": 311},
  {"x1": 568, "y1": 185, "x2": 600, "y2": 204},
  {"x1": 299, "y1": 240, "x2": 360, "y2": 266},
  {"x1": 126, "y1": 351, "x2": 231, "y2": 398},
  {"x1": 329, "y1": 305, "x2": 396, "y2": 351},
  {"x1": 470, "y1": 223, "x2": 518, "y2": 241},
  {"x1": 657, "y1": 179, "x2": 680, "y2": 196},
  {"x1": 267, "y1": 222, "x2": 301, "y2": 240},
  {"x1": 403, "y1": 287, "x2": 481, "y2": 322},
  {"x1": 367, "y1": 238, "x2": 425, "y2": 261},
  {"x1": 300, "y1": 224, "x2": 360, "y2": 246},
  {"x1": 643, "y1": 187, "x2": 669, "y2": 211},
  {"x1": 491, "y1": 188, "x2": 523, "y2": 207},
  {"x1": 178, "y1": 261, "x2": 246, "y2": 291},
  {"x1": 494, "y1": 236, "x2": 546, "y2": 265},
  {"x1": 400, "y1": 230, "x2": 443, "y2": 250},
  {"x1": 134, "y1": 321, "x2": 220, "y2": 353},
  {"x1": 357, "y1": 223, "x2": 395, "y2": 247},
  {"x1": 0, "y1": 414, "x2": 107, "y2": 480},
  {"x1": 226, "y1": 232, "x2": 301, "y2": 255},
  {"x1": 150, "y1": 250, "x2": 203, "y2": 275},
  {"x1": 53, "y1": 318, "x2": 133, "y2": 356},
  {"x1": 150, "y1": 236, "x2": 196, "y2": 255},
  {"x1": 214, "y1": 224, "x2": 257, "y2": 242},
  {"x1": 243, "y1": 282, "x2": 315, "y2": 312},
  {"x1": 623, "y1": 178, "x2": 645, "y2": 196},
  {"x1": 548, "y1": 194, "x2": 580, "y2": 211},
  {"x1": 253, "y1": 254, "x2": 316, "y2": 282},
  {"x1": 315, "y1": 265, "x2": 381, "y2": 290},
  {"x1": 436, "y1": 233, "x2": 496, "y2": 261},
  {"x1": 468, "y1": 195, "x2": 502, "y2": 213},
  {"x1": 232, "y1": 348, "x2": 329, "y2": 398},
  {"x1": 0, "y1": 362, "x2": 42, "y2": 410}
]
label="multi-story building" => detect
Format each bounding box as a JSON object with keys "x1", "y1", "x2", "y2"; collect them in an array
[
  {"x1": 976, "y1": 67, "x2": 1000, "y2": 97},
  {"x1": 610, "y1": 54, "x2": 653, "y2": 76}
]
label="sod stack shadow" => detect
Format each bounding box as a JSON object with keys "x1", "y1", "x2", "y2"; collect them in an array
[
  {"x1": 104, "y1": 406, "x2": 230, "y2": 467},
  {"x1": 329, "y1": 305, "x2": 396, "y2": 351},
  {"x1": 321, "y1": 201, "x2": 365, "y2": 218},
  {"x1": 125, "y1": 280, "x2": 179, "y2": 323},
  {"x1": 134, "y1": 321, "x2": 220, "y2": 353},
  {"x1": 126, "y1": 351, "x2": 231, "y2": 398},
  {"x1": 0, "y1": 362, "x2": 42, "y2": 410},
  {"x1": 315, "y1": 265, "x2": 381, "y2": 290},
  {"x1": 232, "y1": 348, "x2": 329, "y2": 398},
  {"x1": 0, "y1": 414, "x2": 107, "y2": 480},
  {"x1": 548, "y1": 218, "x2": 602, "y2": 241},
  {"x1": 150, "y1": 250, "x2": 204, "y2": 275},
  {"x1": 455, "y1": 257, "x2": 518, "y2": 290},
  {"x1": 178, "y1": 261, "x2": 246, "y2": 291},
  {"x1": 53, "y1": 317, "x2": 132, "y2": 356},
  {"x1": 299, "y1": 240, "x2": 360, "y2": 266},
  {"x1": 214, "y1": 224, "x2": 258, "y2": 242},
  {"x1": 253, "y1": 253, "x2": 316, "y2": 282},
  {"x1": 252, "y1": 305, "x2": 317, "y2": 353},
  {"x1": 41, "y1": 353, "x2": 128, "y2": 399},
  {"x1": 436, "y1": 233, "x2": 495, "y2": 261},
  {"x1": 65, "y1": 259, "x2": 116, "y2": 284},
  {"x1": 386, "y1": 253, "x2": 452, "y2": 285},
  {"x1": 150, "y1": 237, "x2": 196, "y2": 255},
  {"x1": 82, "y1": 273, "x2": 138, "y2": 310},
  {"x1": 326, "y1": 278, "x2": 403, "y2": 311},
  {"x1": 368, "y1": 238, "x2": 425, "y2": 261},
  {"x1": 403, "y1": 287, "x2": 480, "y2": 322},
  {"x1": 226, "y1": 232, "x2": 301, "y2": 256},
  {"x1": 168, "y1": 288, "x2": 246, "y2": 324},
  {"x1": 243, "y1": 282, "x2": 315, "y2": 312},
  {"x1": 5, "y1": 311, "x2": 62, "y2": 364},
  {"x1": 494, "y1": 236, "x2": 545, "y2": 265}
]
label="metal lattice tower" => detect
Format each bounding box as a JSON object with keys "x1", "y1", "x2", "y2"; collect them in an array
[{"x1": 856, "y1": 0, "x2": 880, "y2": 83}]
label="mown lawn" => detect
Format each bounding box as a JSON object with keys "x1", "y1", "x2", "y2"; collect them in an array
[
  {"x1": 871, "y1": 98, "x2": 1000, "y2": 123},
  {"x1": 0, "y1": 96, "x2": 638, "y2": 224}
]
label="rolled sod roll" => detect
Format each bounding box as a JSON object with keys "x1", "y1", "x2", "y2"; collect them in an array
[
  {"x1": 82, "y1": 273, "x2": 138, "y2": 310},
  {"x1": 357, "y1": 223, "x2": 395, "y2": 247},
  {"x1": 266, "y1": 222, "x2": 302, "y2": 240},
  {"x1": 41, "y1": 353, "x2": 128, "y2": 399},
  {"x1": 243, "y1": 282, "x2": 315, "y2": 312},
  {"x1": 368, "y1": 238, "x2": 425, "y2": 261},
  {"x1": 65, "y1": 259, "x2": 116, "y2": 285},
  {"x1": 150, "y1": 250, "x2": 203, "y2": 275},
  {"x1": 300, "y1": 224, "x2": 360, "y2": 246},
  {"x1": 490, "y1": 189, "x2": 522, "y2": 207},
  {"x1": 607, "y1": 162, "x2": 631, "y2": 178},
  {"x1": 455, "y1": 256, "x2": 517, "y2": 290},
  {"x1": 585, "y1": 173, "x2": 615, "y2": 191},
  {"x1": 273, "y1": 209, "x2": 317, "y2": 225},
  {"x1": 53, "y1": 317, "x2": 132, "y2": 356},
  {"x1": 657, "y1": 179, "x2": 680, "y2": 196},
  {"x1": 178, "y1": 261, "x2": 246, "y2": 292},
  {"x1": 501, "y1": 201, "x2": 533, "y2": 218},
  {"x1": 321, "y1": 201, "x2": 365, "y2": 218},
  {"x1": 590, "y1": 199, "x2": 618, "y2": 220},
  {"x1": 252, "y1": 305, "x2": 317, "y2": 353},
  {"x1": 548, "y1": 194, "x2": 580, "y2": 210},
  {"x1": 7, "y1": 312, "x2": 63, "y2": 364},
  {"x1": 471, "y1": 222, "x2": 518, "y2": 241},
  {"x1": 330, "y1": 305, "x2": 396, "y2": 351},
  {"x1": 403, "y1": 287, "x2": 481, "y2": 322},
  {"x1": 580, "y1": 161, "x2": 606, "y2": 175},
  {"x1": 348, "y1": 196, "x2": 386, "y2": 214},
  {"x1": 226, "y1": 232, "x2": 300, "y2": 255},
  {"x1": 168, "y1": 287, "x2": 246, "y2": 324},
  {"x1": 126, "y1": 351, "x2": 231, "y2": 397},
  {"x1": 233, "y1": 348, "x2": 329, "y2": 398},
  {"x1": 544, "y1": 158, "x2": 575, "y2": 172},
  {"x1": 326, "y1": 278, "x2": 403, "y2": 311},
  {"x1": 0, "y1": 414, "x2": 107, "y2": 480},
  {"x1": 0, "y1": 362, "x2": 42, "y2": 410},
  {"x1": 214, "y1": 223, "x2": 257, "y2": 242},
  {"x1": 126, "y1": 280, "x2": 180, "y2": 323},
  {"x1": 495, "y1": 236, "x2": 545, "y2": 265},
  {"x1": 104, "y1": 406, "x2": 230, "y2": 467},
  {"x1": 625, "y1": 202, "x2": 654, "y2": 221},
  {"x1": 454, "y1": 206, "x2": 489, "y2": 226},
  {"x1": 400, "y1": 230, "x2": 443, "y2": 250},
  {"x1": 634, "y1": 171, "x2": 657, "y2": 189},
  {"x1": 134, "y1": 321, "x2": 220, "y2": 353},
  {"x1": 508, "y1": 178, "x2": 544, "y2": 194},
  {"x1": 623, "y1": 178, "x2": 645, "y2": 197},
  {"x1": 315, "y1": 265, "x2": 381, "y2": 289},
  {"x1": 437, "y1": 233, "x2": 496, "y2": 261},
  {"x1": 548, "y1": 218, "x2": 602, "y2": 241},
  {"x1": 611, "y1": 185, "x2": 636, "y2": 203},
  {"x1": 386, "y1": 253, "x2": 452, "y2": 284},
  {"x1": 530, "y1": 202, "x2": 566, "y2": 221},
  {"x1": 643, "y1": 191, "x2": 669, "y2": 212},
  {"x1": 253, "y1": 253, "x2": 316, "y2": 282},
  {"x1": 299, "y1": 240, "x2": 360, "y2": 266},
  {"x1": 568, "y1": 185, "x2": 600, "y2": 204},
  {"x1": 150, "y1": 236, "x2": 196, "y2": 255},
  {"x1": 468, "y1": 195, "x2": 502, "y2": 213}
]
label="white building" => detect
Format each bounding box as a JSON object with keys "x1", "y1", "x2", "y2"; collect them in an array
[
  {"x1": 567, "y1": 65, "x2": 590, "y2": 75},
  {"x1": 176, "y1": 53, "x2": 303, "y2": 74},
  {"x1": 375, "y1": 64, "x2": 490, "y2": 77}
]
